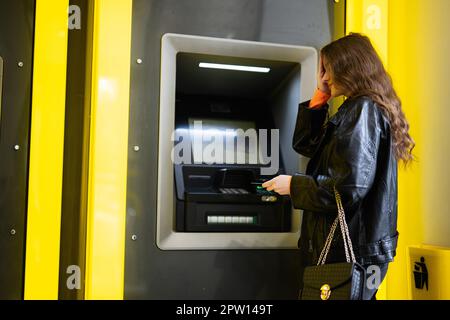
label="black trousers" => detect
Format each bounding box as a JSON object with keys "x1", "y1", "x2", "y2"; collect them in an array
[{"x1": 363, "y1": 263, "x2": 389, "y2": 300}]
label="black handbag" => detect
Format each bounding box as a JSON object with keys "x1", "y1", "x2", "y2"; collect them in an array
[{"x1": 300, "y1": 186, "x2": 366, "y2": 300}]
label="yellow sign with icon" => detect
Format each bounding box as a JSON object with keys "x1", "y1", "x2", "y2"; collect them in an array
[{"x1": 408, "y1": 245, "x2": 450, "y2": 299}]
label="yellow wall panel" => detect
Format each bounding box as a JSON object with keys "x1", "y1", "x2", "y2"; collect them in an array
[
  {"x1": 389, "y1": 0, "x2": 450, "y2": 299},
  {"x1": 84, "y1": 0, "x2": 133, "y2": 300},
  {"x1": 24, "y1": 0, "x2": 69, "y2": 300},
  {"x1": 347, "y1": 0, "x2": 388, "y2": 64},
  {"x1": 347, "y1": 0, "x2": 442, "y2": 299},
  {"x1": 346, "y1": 0, "x2": 391, "y2": 300},
  {"x1": 386, "y1": 0, "x2": 424, "y2": 300}
]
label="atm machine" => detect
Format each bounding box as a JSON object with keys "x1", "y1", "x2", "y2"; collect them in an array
[
  {"x1": 124, "y1": 0, "x2": 337, "y2": 300},
  {"x1": 156, "y1": 34, "x2": 317, "y2": 250}
]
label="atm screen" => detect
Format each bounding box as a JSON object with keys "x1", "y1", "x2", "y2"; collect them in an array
[{"x1": 188, "y1": 117, "x2": 261, "y2": 165}]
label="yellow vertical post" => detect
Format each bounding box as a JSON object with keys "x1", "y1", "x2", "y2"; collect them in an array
[
  {"x1": 84, "y1": 0, "x2": 133, "y2": 300},
  {"x1": 24, "y1": 0, "x2": 69, "y2": 299},
  {"x1": 347, "y1": 0, "x2": 427, "y2": 300},
  {"x1": 387, "y1": 0, "x2": 424, "y2": 299},
  {"x1": 346, "y1": 0, "x2": 389, "y2": 300},
  {"x1": 347, "y1": 0, "x2": 388, "y2": 64}
]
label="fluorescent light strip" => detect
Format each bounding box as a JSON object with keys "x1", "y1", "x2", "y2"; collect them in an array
[{"x1": 199, "y1": 62, "x2": 270, "y2": 73}]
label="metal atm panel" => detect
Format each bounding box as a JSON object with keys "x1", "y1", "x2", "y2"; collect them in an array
[
  {"x1": 0, "y1": 0, "x2": 36, "y2": 300},
  {"x1": 125, "y1": 0, "x2": 340, "y2": 300}
]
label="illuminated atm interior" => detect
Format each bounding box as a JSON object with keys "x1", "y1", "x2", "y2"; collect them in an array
[{"x1": 173, "y1": 52, "x2": 302, "y2": 234}]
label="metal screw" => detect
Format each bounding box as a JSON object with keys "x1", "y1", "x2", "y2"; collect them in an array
[
  {"x1": 18, "y1": 61, "x2": 24, "y2": 68},
  {"x1": 10, "y1": 229, "x2": 16, "y2": 235},
  {"x1": 14, "y1": 145, "x2": 20, "y2": 151},
  {"x1": 131, "y1": 235, "x2": 137, "y2": 241},
  {"x1": 136, "y1": 58, "x2": 143, "y2": 64},
  {"x1": 133, "y1": 146, "x2": 140, "y2": 152}
]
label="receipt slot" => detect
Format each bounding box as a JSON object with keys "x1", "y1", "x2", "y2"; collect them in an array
[{"x1": 157, "y1": 33, "x2": 317, "y2": 250}]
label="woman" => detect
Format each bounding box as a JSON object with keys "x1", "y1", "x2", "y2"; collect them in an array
[{"x1": 262, "y1": 33, "x2": 414, "y2": 300}]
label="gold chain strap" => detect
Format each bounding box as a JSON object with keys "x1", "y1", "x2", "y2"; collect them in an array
[
  {"x1": 317, "y1": 186, "x2": 356, "y2": 265},
  {"x1": 335, "y1": 187, "x2": 356, "y2": 263},
  {"x1": 317, "y1": 216, "x2": 339, "y2": 265}
]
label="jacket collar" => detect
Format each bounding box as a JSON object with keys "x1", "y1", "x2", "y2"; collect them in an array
[
  {"x1": 328, "y1": 97, "x2": 355, "y2": 126},
  {"x1": 328, "y1": 103, "x2": 348, "y2": 126}
]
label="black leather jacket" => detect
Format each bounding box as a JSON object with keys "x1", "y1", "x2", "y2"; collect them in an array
[{"x1": 290, "y1": 96, "x2": 398, "y2": 268}]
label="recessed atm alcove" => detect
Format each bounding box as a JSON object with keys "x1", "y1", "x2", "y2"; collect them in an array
[{"x1": 157, "y1": 33, "x2": 317, "y2": 250}]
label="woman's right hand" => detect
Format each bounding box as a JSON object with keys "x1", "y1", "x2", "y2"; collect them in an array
[{"x1": 317, "y1": 55, "x2": 331, "y2": 95}]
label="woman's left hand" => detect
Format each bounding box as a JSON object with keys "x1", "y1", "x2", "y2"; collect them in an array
[{"x1": 262, "y1": 175, "x2": 292, "y2": 195}]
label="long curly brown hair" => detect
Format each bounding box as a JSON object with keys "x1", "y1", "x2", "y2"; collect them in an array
[{"x1": 321, "y1": 33, "x2": 415, "y2": 164}]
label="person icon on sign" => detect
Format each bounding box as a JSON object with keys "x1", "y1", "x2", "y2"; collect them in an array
[{"x1": 414, "y1": 257, "x2": 428, "y2": 290}]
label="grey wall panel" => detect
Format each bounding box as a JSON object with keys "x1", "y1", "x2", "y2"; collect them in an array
[
  {"x1": 0, "y1": 0, "x2": 35, "y2": 300},
  {"x1": 259, "y1": 0, "x2": 333, "y2": 46},
  {"x1": 125, "y1": 0, "x2": 336, "y2": 299}
]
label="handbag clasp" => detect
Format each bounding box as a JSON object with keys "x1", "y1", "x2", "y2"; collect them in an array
[{"x1": 320, "y1": 284, "x2": 331, "y2": 300}]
